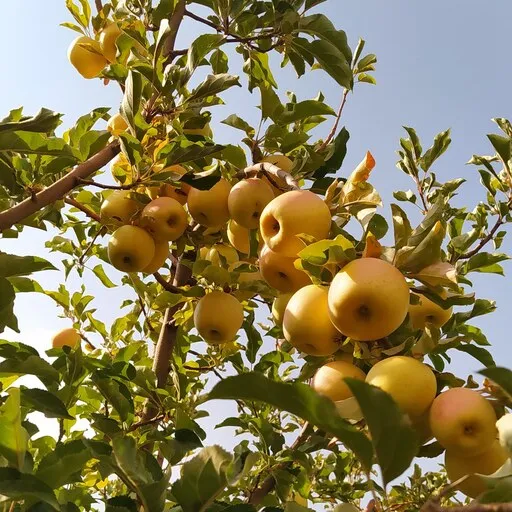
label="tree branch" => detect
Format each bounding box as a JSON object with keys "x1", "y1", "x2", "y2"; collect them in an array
[
  {"x1": 77, "y1": 178, "x2": 138, "y2": 190},
  {"x1": 153, "y1": 271, "x2": 184, "y2": 294},
  {"x1": 457, "y1": 215, "x2": 505, "y2": 260},
  {"x1": 94, "y1": 0, "x2": 102, "y2": 12},
  {"x1": 64, "y1": 197, "x2": 101, "y2": 223},
  {"x1": 421, "y1": 503, "x2": 512, "y2": 512},
  {"x1": 163, "y1": 0, "x2": 187, "y2": 58},
  {"x1": 248, "y1": 422, "x2": 312, "y2": 505},
  {"x1": 240, "y1": 162, "x2": 300, "y2": 191},
  {"x1": 317, "y1": 88, "x2": 349, "y2": 152},
  {"x1": 0, "y1": 142, "x2": 120, "y2": 231}
]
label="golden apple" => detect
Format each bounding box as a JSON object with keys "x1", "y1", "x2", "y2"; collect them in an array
[
  {"x1": 283, "y1": 284, "x2": 341, "y2": 356},
  {"x1": 194, "y1": 291, "x2": 244, "y2": 344},
  {"x1": 260, "y1": 190, "x2": 331, "y2": 257},
  {"x1": 107, "y1": 113, "x2": 128, "y2": 136},
  {"x1": 68, "y1": 36, "x2": 108, "y2": 79},
  {"x1": 409, "y1": 292, "x2": 452, "y2": 329},
  {"x1": 142, "y1": 241, "x2": 169, "y2": 274},
  {"x1": 366, "y1": 356, "x2": 437, "y2": 417},
  {"x1": 272, "y1": 293, "x2": 293, "y2": 325},
  {"x1": 108, "y1": 225, "x2": 155, "y2": 272},
  {"x1": 140, "y1": 197, "x2": 188, "y2": 242},
  {"x1": 187, "y1": 178, "x2": 231, "y2": 227},
  {"x1": 149, "y1": 164, "x2": 190, "y2": 205},
  {"x1": 259, "y1": 245, "x2": 310, "y2": 293},
  {"x1": 429, "y1": 387, "x2": 498, "y2": 455},
  {"x1": 207, "y1": 244, "x2": 239, "y2": 267},
  {"x1": 328, "y1": 258, "x2": 410, "y2": 341},
  {"x1": 52, "y1": 328, "x2": 81, "y2": 349},
  {"x1": 100, "y1": 190, "x2": 140, "y2": 226},
  {"x1": 228, "y1": 178, "x2": 274, "y2": 230},
  {"x1": 312, "y1": 360, "x2": 366, "y2": 402},
  {"x1": 98, "y1": 23, "x2": 121, "y2": 63},
  {"x1": 445, "y1": 440, "x2": 509, "y2": 498},
  {"x1": 261, "y1": 154, "x2": 293, "y2": 195},
  {"x1": 227, "y1": 220, "x2": 261, "y2": 255}
]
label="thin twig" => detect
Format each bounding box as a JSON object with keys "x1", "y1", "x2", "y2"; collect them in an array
[
  {"x1": 0, "y1": 142, "x2": 120, "y2": 231},
  {"x1": 317, "y1": 88, "x2": 349, "y2": 152},
  {"x1": 64, "y1": 197, "x2": 102, "y2": 223},
  {"x1": 153, "y1": 271, "x2": 183, "y2": 294},
  {"x1": 79, "y1": 226, "x2": 107, "y2": 265},
  {"x1": 137, "y1": 295, "x2": 155, "y2": 333},
  {"x1": 128, "y1": 413, "x2": 165, "y2": 432},
  {"x1": 77, "y1": 178, "x2": 138, "y2": 190},
  {"x1": 240, "y1": 162, "x2": 300, "y2": 191},
  {"x1": 457, "y1": 214, "x2": 506, "y2": 260}
]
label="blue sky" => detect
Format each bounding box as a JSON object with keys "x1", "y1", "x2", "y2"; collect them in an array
[{"x1": 2, "y1": 0, "x2": 512, "y2": 506}]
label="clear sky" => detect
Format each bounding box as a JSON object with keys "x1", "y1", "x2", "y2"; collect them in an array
[{"x1": 2, "y1": 0, "x2": 512, "y2": 507}]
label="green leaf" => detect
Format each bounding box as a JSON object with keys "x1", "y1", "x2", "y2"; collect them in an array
[
  {"x1": 152, "y1": 0, "x2": 178, "y2": 26},
  {"x1": 78, "y1": 130, "x2": 111, "y2": 161},
  {"x1": 64, "y1": 107, "x2": 110, "y2": 148},
  {"x1": 0, "y1": 108, "x2": 62, "y2": 134},
  {"x1": 479, "y1": 367, "x2": 512, "y2": 398},
  {"x1": 456, "y1": 345, "x2": 495, "y2": 368},
  {"x1": 461, "y1": 252, "x2": 510, "y2": 275},
  {"x1": 187, "y1": 34, "x2": 226, "y2": 75},
  {"x1": 0, "y1": 277, "x2": 18, "y2": 333},
  {"x1": 21, "y1": 388, "x2": 73, "y2": 419},
  {"x1": 0, "y1": 131, "x2": 77, "y2": 158},
  {"x1": 298, "y1": 235, "x2": 356, "y2": 266},
  {"x1": 171, "y1": 445, "x2": 235, "y2": 512},
  {"x1": 418, "y1": 129, "x2": 451, "y2": 171},
  {"x1": 0, "y1": 355, "x2": 59, "y2": 386},
  {"x1": 35, "y1": 440, "x2": 93, "y2": 488},
  {"x1": 91, "y1": 373, "x2": 134, "y2": 422},
  {"x1": 120, "y1": 71, "x2": 143, "y2": 135},
  {"x1": 0, "y1": 468, "x2": 59, "y2": 508},
  {"x1": 158, "y1": 141, "x2": 224, "y2": 167},
  {"x1": 0, "y1": 253, "x2": 56, "y2": 278},
  {"x1": 313, "y1": 127, "x2": 350, "y2": 178},
  {"x1": 260, "y1": 83, "x2": 283, "y2": 121},
  {"x1": 487, "y1": 133, "x2": 511, "y2": 169},
  {"x1": 210, "y1": 49, "x2": 228, "y2": 74},
  {"x1": 244, "y1": 312, "x2": 262, "y2": 364},
  {"x1": 92, "y1": 264, "x2": 117, "y2": 288},
  {"x1": 0, "y1": 388, "x2": 28, "y2": 470},
  {"x1": 345, "y1": 379, "x2": 419, "y2": 486},
  {"x1": 208, "y1": 372, "x2": 373, "y2": 469},
  {"x1": 187, "y1": 74, "x2": 241, "y2": 103},
  {"x1": 221, "y1": 115, "x2": 254, "y2": 136},
  {"x1": 278, "y1": 100, "x2": 335, "y2": 124}
]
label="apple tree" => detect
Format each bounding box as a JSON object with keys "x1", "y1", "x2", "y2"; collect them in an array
[{"x1": 0, "y1": 0, "x2": 512, "y2": 511}]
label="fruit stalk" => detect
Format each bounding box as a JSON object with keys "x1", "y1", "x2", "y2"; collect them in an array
[{"x1": 0, "y1": 141, "x2": 120, "y2": 231}]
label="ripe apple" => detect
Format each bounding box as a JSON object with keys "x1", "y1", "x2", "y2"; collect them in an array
[
  {"x1": 429, "y1": 387, "x2": 498, "y2": 455},
  {"x1": 227, "y1": 220, "x2": 262, "y2": 255},
  {"x1": 261, "y1": 154, "x2": 293, "y2": 195},
  {"x1": 107, "y1": 113, "x2": 128, "y2": 136},
  {"x1": 148, "y1": 164, "x2": 190, "y2": 204},
  {"x1": 207, "y1": 244, "x2": 239, "y2": 267},
  {"x1": 140, "y1": 197, "x2": 188, "y2": 242},
  {"x1": 312, "y1": 360, "x2": 366, "y2": 402},
  {"x1": 366, "y1": 356, "x2": 437, "y2": 417},
  {"x1": 228, "y1": 178, "x2": 274, "y2": 230},
  {"x1": 445, "y1": 440, "x2": 509, "y2": 498},
  {"x1": 260, "y1": 190, "x2": 332, "y2": 257},
  {"x1": 328, "y1": 258, "x2": 410, "y2": 341},
  {"x1": 409, "y1": 291, "x2": 452, "y2": 329},
  {"x1": 108, "y1": 225, "x2": 155, "y2": 272},
  {"x1": 271, "y1": 293, "x2": 293, "y2": 325},
  {"x1": 98, "y1": 23, "x2": 121, "y2": 63},
  {"x1": 100, "y1": 190, "x2": 140, "y2": 226},
  {"x1": 68, "y1": 36, "x2": 108, "y2": 79},
  {"x1": 283, "y1": 284, "x2": 341, "y2": 356},
  {"x1": 187, "y1": 178, "x2": 231, "y2": 227},
  {"x1": 51, "y1": 328, "x2": 81, "y2": 349},
  {"x1": 142, "y1": 241, "x2": 169, "y2": 274},
  {"x1": 194, "y1": 291, "x2": 244, "y2": 344},
  {"x1": 259, "y1": 245, "x2": 310, "y2": 293}
]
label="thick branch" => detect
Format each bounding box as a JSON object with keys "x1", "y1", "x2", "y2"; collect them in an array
[
  {"x1": 421, "y1": 503, "x2": 512, "y2": 512},
  {"x1": 163, "y1": 0, "x2": 187, "y2": 58},
  {"x1": 0, "y1": 142, "x2": 119, "y2": 231},
  {"x1": 317, "y1": 88, "x2": 349, "y2": 152},
  {"x1": 240, "y1": 162, "x2": 300, "y2": 191},
  {"x1": 153, "y1": 271, "x2": 183, "y2": 294},
  {"x1": 248, "y1": 422, "x2": 311, "y2": 505}
]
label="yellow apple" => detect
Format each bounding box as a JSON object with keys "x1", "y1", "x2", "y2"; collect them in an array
[
  {"x1": 312, "y1": 360, "x2": 366, "y2": 402},
  {"x1": 409, "y1": 291, "x2": 452, "y2": 329},
  {"x1": 100, "y1": 190, "x2": 140, "y2": 226},
  {"x1": 194, "y1": 291, "x2": 244, "y2": 343},
  {"x1": 140, "y1": 197, "x2": 188, "y2": 242},
  {"x1": 51, "y1": 328, "x2": 81, "y2": 349},
  {"x1": 259, "y1": 245, "x2": 310, "y2": 293},
  {"x1": 68, "y1": 36, "x2": 108, "y2": 79},
  {"x1": 108, "y1": 225, "x2": 155, "y2": 272},
  {"x1": 227, "y1": 220, "x2": 262, "y2": 255},
  {"x1": 429, "y1": 387, "x2": 498, "y2": 455},
  {"x1": 366, "y1": 356, "x2": 437, "y2": 417},
  {"x1": 445, "y1": 440, "x2": 509, "y2": 498},
  {"x1": 283, "y1": 284, "x2": 341, "y2": 356},
  {"x1": 149, "y1": 164, "x2": 190, "y2": 205},
  {"x1": 207, "y1": 244, "x2": 239, "y2": 267},
  {"x1": 107, "y1": 113, "x2": 128, "y2": 136},
  {"x1": 187, "y1": 178, "x2": 231, "y2": 227},
  {"x1": 261, "y1": 154, "x2": 293, "y2": 195},
  {"x1": 142, "y1": 241, "x2": 169, "y2": 274},
  {"x1": 98, "y1": 23, "x2": 121, "y2": 63},
  {"x1": 328, "y1": 258, "x2": 410, "y2": 341},
  {"x1": 260, "y1": 190, "x2": 332, "y2": 257},
  {"x1": 228, "y1": 178, "x2": 274, "y2": 230},
  {"x1": 271, "y1": 293, "x2": 293, "y2": 325}
]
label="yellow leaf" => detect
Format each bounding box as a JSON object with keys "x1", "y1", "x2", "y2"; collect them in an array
[
  {"x1": 411, "y1": 261, "x2": 458, "y2": 288},
  {"x1": 362, "y1": 232, "x2": 382, "y2": 258}
]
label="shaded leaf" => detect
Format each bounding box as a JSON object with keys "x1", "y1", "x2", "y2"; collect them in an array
[{"x1": 21, "y1": 388, "x2": 73, "y2": 419}]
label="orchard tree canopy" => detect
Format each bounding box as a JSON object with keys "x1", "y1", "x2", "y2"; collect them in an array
[{"x1": 1, "y1": 0, "x2": 512, "y2": 511}]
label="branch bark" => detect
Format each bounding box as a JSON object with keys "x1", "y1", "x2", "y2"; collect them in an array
[
  {"x1": 163, "y1": 0, "x2": 187, "y2": 58},
  {"x1": 240, "y1": 162, "x2": 300, "y2": 191},
  {"x1": 457, "y1": 215, "x2": 505, "y2": 260},
  {"x1": 0, "y1": 142, "x2": 119, "y2": 231},
  {"x1": 64, "y1": 197, "x2": 102, "y2": 223},
  {"x1": 421, "y1": 503, "x2": 512, "y2": 512}
]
